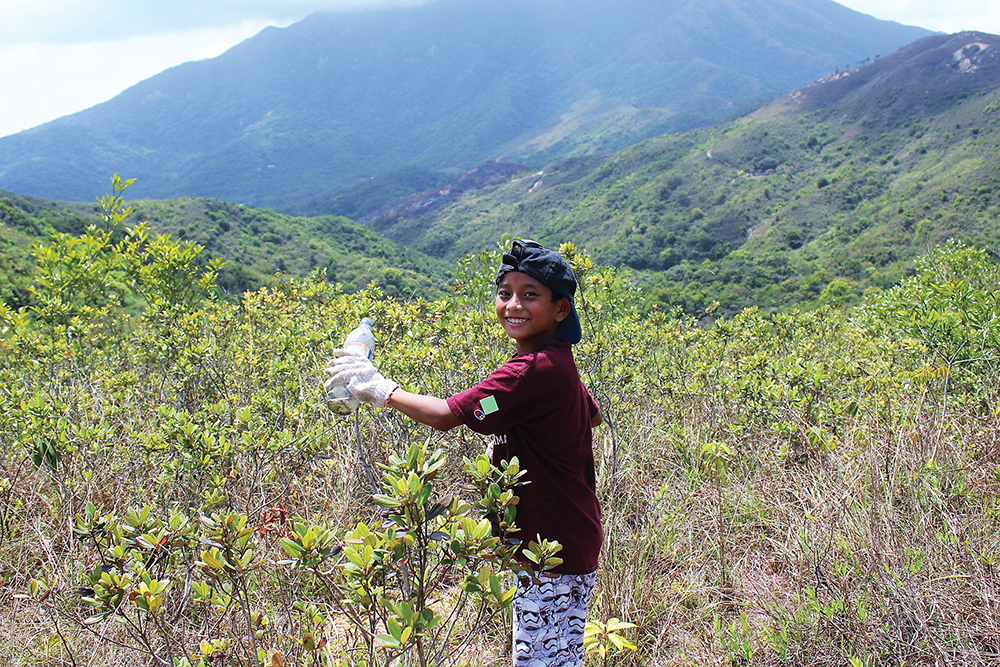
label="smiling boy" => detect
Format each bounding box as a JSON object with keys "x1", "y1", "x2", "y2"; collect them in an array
[{"x1": 325, "y1": 239, "x2": 604, "y2": 666}]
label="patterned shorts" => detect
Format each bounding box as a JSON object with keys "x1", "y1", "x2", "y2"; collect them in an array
[{"x1": 512, "y1": 571, "x2": 596, "y2": 667}]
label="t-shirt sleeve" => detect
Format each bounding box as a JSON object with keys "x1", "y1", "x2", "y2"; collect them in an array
[{"x1": 446, "y1": 357, "x2": 546, "y2": 435}]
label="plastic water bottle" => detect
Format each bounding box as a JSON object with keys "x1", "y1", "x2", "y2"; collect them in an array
[{"x1": 325, "y1": 317, "x2": 376, "y2": 415}]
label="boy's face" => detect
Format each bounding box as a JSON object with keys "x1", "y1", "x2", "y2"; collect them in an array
[{"x1": 495, "y1": 271, "x2": 571, "y2": 355}]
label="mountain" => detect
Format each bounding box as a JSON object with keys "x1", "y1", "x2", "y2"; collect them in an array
[
  {"x1": 358, "y1": 161, "x2": 530, "y2": 224},
  {"x1": 0, "y1": 0, "x2": 929, "y2": 211},
  {"x1": 363, "y1": 32, "x2": 1000, "y2": 314}
]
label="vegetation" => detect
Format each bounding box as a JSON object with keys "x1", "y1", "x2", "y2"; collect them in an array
[
  {"x1": 129, "y1": 197, "x2": 448, "y2": 300},
  {"x1": 0, "y1": 21, "x2": 994, "y2": 667},
  {"x1": 372, "y1": 34, "x2": 1000, "y2": 316},
  {"x1": 1, "y1": 179, "x2": 998, "y2": 664},
  {"x1": 290, "y1": 168, "x2": 450, "y2": 221},
  {"x1": 0, "y1": 187, "x2": 449, "y2": 304},
  {"x1": 0, "y1": 194, "x2": 96, "y2": 308}
]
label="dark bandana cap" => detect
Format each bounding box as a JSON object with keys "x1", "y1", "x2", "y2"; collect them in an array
[{"x1": 495, "y1": 239, "x2": 582, "y2": 344}]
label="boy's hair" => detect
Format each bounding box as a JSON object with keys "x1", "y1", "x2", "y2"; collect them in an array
[{"x1": 495, "y1": 239, "x2": 582, "y2": 344}]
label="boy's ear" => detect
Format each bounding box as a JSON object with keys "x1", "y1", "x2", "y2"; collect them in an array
[{"x1": 554, "y1": 296, "x2": 571, "y2": 323}]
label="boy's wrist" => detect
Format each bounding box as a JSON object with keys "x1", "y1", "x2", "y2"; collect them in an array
[{"x1": 383, "y1": 384, "x2": 400, "y2": 408}]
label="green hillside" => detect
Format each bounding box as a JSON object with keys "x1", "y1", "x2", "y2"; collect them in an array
[
  {"x1": 5, "y1": 33, "x2": 997, "y2": 319},
  {"x1": 0, "y1": 195, "x2": 101, "y2": 307},
  {"x1": 289, "y1": 167, "x2": 451, "y2": 220},
  {"x1": 0, "y1": 187, "x2": 449, "y2": 309},
  {"x1": 129, "y1": 198, "x2": 448, "y2": 299},
  {"x1": 369, "y1": 32, "x2": 1000, "y2": 315}
]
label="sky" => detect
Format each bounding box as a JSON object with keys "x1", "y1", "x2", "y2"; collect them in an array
[{"x1": 1, "y1": 0, "x2": 999, "y2": 139}]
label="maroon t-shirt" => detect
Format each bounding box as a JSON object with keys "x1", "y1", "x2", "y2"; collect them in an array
[{"x1": 446, "y1": 342, "x2": 603, "y2": 574}]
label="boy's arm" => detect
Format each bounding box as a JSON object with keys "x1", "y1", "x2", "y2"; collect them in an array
[
  {"x1": 386, "y1": 389, "x2": 462, "y2": 432},
  {"x1": 591, "y1": 409, "x2": 604, "y2": 428},
  {"x1": 325, "y1": 352, "x2": 462, "y2": 431}
]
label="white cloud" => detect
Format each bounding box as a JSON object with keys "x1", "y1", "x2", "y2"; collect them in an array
[
  {"x1": 836, "y1": 1, "x2": 1000, "y2": 35},
  {"x1": 0, "y1": 22, "x2": 276, "y2": 137},
  {"x1": 0, "y1": 0, "x2": 429, "y2": 137},
  {"x1": 0, "y1": 0, "x2": 427, "y2": 43}
]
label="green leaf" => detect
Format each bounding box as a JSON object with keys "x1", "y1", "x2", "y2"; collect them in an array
[
  {"x1": 200, "y1": 550, "x2": 225, "y2": 570},
  {"x1": 606, "y1": 618, "x2": 636, "y2": 632},
  {"x1": 280, "y1": 538, "x2": 304, "y2": 557},
  {"x1": 387, "y1": 616, "x2": 403, "y2": 640}
]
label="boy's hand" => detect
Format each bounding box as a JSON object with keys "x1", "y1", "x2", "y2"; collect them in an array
[{"x1": 324, "y1": 350, "x2": 398, "y2": 408}]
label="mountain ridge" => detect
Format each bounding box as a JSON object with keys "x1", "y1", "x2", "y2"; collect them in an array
[{"x1": 0, "y1": 0, "x2": 930, "y2": 210}]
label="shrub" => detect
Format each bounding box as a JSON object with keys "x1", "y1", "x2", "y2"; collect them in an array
[{"x1": 2, "y1": 184, "x2": 998, "y2": 666}]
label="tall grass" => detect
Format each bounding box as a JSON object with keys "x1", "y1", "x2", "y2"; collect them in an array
[{"x1": 0, "y1": 236, "x2": 997, "y2": 665}]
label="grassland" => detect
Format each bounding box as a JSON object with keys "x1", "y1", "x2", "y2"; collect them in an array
[{"x1": 1, "y1": 222, "x2": 997, "y2": 665}]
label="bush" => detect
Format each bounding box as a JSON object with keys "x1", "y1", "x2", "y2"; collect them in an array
[{"x1": 2, "y1": 186, "x2": 998, "y2": 665}]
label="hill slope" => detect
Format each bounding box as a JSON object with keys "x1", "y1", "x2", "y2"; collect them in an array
[
  {"x1": 0, "y1": 189, "x2": 448, "y2": 309},
  {"x1": 366, "y1": 32, "x2": 1000, "y2": 314},
  {"x1": 0, "y1": 0, "x2": 928, "y2": 210}
]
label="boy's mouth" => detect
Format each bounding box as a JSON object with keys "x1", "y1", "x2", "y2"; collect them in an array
[{"x1": 505, "y1": 317, "x2": 528, "y2": 325}]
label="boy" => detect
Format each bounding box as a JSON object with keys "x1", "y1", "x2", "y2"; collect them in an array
[{"x1": 325, "y1": 239, "x2": 603, "y2": 666}]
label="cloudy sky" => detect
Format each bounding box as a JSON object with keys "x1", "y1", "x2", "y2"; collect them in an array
[{"x1": 1, "y1": 0, "x2": 998, "y2": 139}]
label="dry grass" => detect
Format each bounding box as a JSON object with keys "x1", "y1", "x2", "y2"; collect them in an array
[
  {"x1": 2, "y1": 252, "x2": 998, "y2": 665},
  {"x1": 6, "y1": 374, "x2": 998, "y2": 666},
  {"x1": 586, "y1": 378, "x2": 1000, "y2": 666}
]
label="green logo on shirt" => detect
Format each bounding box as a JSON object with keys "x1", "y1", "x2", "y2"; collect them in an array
[{"x1": 479, "y1": 395, "x2": 499, "y2": 415}]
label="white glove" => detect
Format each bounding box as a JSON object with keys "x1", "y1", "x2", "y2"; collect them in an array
[{"x1": 324, "y1": 349, "x2": 398, "y2": 408}]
